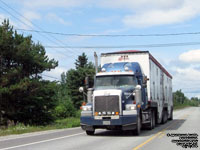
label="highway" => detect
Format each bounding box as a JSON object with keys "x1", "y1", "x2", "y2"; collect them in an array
[{"x1": 0, "y1": 107, "x2": 199, "y2": 150}]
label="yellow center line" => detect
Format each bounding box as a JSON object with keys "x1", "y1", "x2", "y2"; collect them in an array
[
  {"x1": 133, "y1": 114, "x2": 189, "y2": 150},
  {"x1": 158, "y1": 132, "x2": 165, "y2": 139}
]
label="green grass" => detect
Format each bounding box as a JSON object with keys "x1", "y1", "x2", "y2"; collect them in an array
[
  {"x1": 0, "y1": 117, "x2": 80, "y2": 136},
  {"x1": 174, "y1": 105, "x2": 190, "y2": 110}
]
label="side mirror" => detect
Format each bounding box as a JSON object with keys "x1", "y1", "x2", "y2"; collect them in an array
[
  {"x1": 79, "y1": 87, "x2": 84, "y2": 93},
  {"x1": 143, "y1": 76, "x2": 149, "y2": 84}
]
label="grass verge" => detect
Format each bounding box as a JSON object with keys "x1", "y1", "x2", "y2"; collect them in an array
[
  {"x1": 0, "y1": 117, "x2": 80, "y2": 136},
  {"x1": 174, "y1": 105, "x2": 190, "y2": 110}
]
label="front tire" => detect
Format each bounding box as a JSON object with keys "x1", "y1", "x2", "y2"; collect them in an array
[{"x1": 133, "y1": 114, "x2": 141, "y2": 135}]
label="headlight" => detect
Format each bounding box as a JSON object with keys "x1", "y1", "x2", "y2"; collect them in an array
[
  {"x1": 82, "y1": 105, "x2": 92, "y2": 111},
  {"x1": 125, "y1": 104, "x2": 136, "y2": 110}
]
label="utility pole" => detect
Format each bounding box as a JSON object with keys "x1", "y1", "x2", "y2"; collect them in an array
[{"x1": 94, "y1": 52, "x2": 98, "y2": 74}]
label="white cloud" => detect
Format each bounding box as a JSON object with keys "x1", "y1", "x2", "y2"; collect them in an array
[
  {"x1": 43, "y1": 66, "x2": 69, "y2": 81},
  {"x1": 179, "y1": 50, "x2": 200, "y2": 63},
  {"x1": 175, "y1": 67, "x2": 200, "y2": 81},
  {"x1": 172, "y1": 66, "x2": 200, "y2": 98},
  {"x1": 170, "y1": 49, "x2": 200, "y2": 97},
  {"x1": 46, "y1": 13, "x2": 71, "y2": 26},
  {"x1": 123, "y1": 0, "x2": 200, "y2": 27},
  {"x1": 99, "y1": 0, "x2": 183, "y2": 10},
  {"x1": 123, "y1": 8, "x2": 196, "y2": 27},
  {"x1": 98, "y1": 0, "x2": 200, "y2": 27}
]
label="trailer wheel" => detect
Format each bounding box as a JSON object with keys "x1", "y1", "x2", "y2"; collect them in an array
[
  {"x1": 161, "y1": 110, "x2": 168, "y2": 124},
  {"x1": 86, "y1": 130, "x2": 95, "y2": 135},
  {"x1": 152, "y1": 111, "x2": 155, "y2": 128},
  {"x1": 169, "y1": 108, "x2": 173, "y2": 120}
]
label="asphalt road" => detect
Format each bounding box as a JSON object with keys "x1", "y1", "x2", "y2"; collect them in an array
[{"x1": 0, "y1": 107, "x2": 199, "y2": 150}]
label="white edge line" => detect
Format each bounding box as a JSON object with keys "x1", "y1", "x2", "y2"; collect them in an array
[
  {"x1": 0, "y1": 132, "x2": 84, "y2": 150},
  {"x1": 0, "y1": 127, "x2": 81, "y2": 142}
]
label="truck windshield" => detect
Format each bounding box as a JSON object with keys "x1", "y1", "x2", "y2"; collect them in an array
[{"x1": 95, "y1": 75, "x2": 137, "y2": 89}]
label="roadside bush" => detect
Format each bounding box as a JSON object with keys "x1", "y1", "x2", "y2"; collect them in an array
[{"x1": 54, "y1": 99, "x2": 76, "y2": 119}]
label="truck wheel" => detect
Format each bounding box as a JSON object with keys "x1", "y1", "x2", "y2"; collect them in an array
[
  {"x1": 161, "y1": 110, "x2": 165, "y2": 124},
  {"x1": 152, "y1": 111, "x2": 155, "y2": 128},
  {"x1": 133, "y1": 115, "x2": 141, "y2": 135},
  {"x1": 86, "y1": 130, "x2": 95, "y2": 135},
  {"x1": 161, "y1": 110, "x2": 167, "y2": 124},
  {"x1": 168, "y1": 108, "x2": 173, "y2": 120},
  {"x1": 147, "y1": 111, "x2": 154, "y2": 130}
]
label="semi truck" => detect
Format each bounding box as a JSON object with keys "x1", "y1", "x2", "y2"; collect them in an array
[{"x1": 80, "y1": 50, "x2": 173, "y2": 135}]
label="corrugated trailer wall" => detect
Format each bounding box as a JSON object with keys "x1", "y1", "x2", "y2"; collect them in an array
[{"x1": 149, "y1": 54, "x2": 173, "y2": 119}]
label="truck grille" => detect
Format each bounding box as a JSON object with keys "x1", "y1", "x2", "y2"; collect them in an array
[{"x1": 94, "y1": 96, "x2": 120, "y2": 113}]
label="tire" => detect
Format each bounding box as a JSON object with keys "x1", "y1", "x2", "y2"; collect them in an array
[
  {"x1": 169, "y1": 108, "x2": 173, "y2": 120},
  {"x1": 152, "y1": 111, "x2": 155, "y2": 128},
  {"x1": 161, "y1": 110, "x2": 165, "y2": 124},
  {"x1": 86, "y1": 130, "x2": 95, "y2": 135},
  {"x1": 133, "y1": 114, "x2": 141, "y2": 135},
  {"x1": 147, "y1": 111, "x2": 154, "y2": 130},
  {"x1": 161, "y1": 110, "x2": 167, "y2": 124}
]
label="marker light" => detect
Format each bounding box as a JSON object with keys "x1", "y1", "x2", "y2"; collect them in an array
[
  {"x1": 124, "y1": 67, "x2": 129, "y2": 71},
  {"x1": 115, "y1": 112, "x2": 119, "y2": 115},
  {"x1": 101, "y1": 68, "x2": 106, "y2": 72},
  {"x1": 95, "y1": 112, "x2": 98, "y2": 116}
]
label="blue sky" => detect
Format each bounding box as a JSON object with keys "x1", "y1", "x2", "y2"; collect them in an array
[{"x1": 1, "y1": 0, "x2": 200, "y2": 98}]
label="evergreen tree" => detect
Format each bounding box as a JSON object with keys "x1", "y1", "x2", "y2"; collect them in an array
[
  {"x1": 75, "y1": 52, "x2": 88, "y2": 69},
  {"x1": 0, "y1": 20, "x2": 58, "y2": 125},
  {"x1": 66, "y1": 53, "x2": 95, "y2": 109}
]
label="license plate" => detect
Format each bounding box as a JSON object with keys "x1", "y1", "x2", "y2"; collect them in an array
[{"x1": 103, "y1": 121, "x2": 110, "y2": 125}]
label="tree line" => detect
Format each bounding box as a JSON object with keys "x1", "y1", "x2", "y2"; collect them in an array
[
  {"x1": 0, "y1": 20, "x2": 95, "y2": 126},
  {"x1": 173, "y1": 90, "x2": 200, "y2": 108},
  {"x1": 0, "y1": 20, "x2": 199, "y2": 127}
]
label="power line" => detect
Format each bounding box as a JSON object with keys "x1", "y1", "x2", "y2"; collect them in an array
[
  {"x1": 44, "y1": 42, "x2": 200, "y2": 49},
  {"x1": 0, "y1": 0, "x2": 78, "y2": 56},
  {"x1": 15, "y1": 28, "x2": 200, "y2": 37},
  {"x1": 42, "y1": 74, "x2": 61, "y2": 81},
  {"x1": 0, "y1": 5, "x2": 71, "y2": 57}
]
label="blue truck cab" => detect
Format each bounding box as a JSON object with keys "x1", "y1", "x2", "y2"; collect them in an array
[{"x1": 80, "y1": 62, "x2": 147, "y2": 135}]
